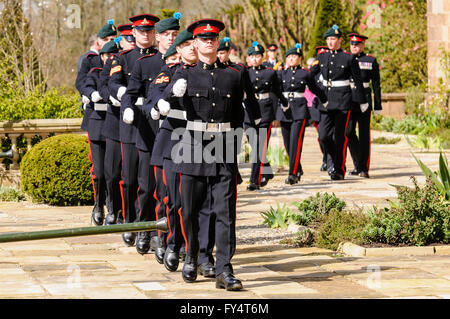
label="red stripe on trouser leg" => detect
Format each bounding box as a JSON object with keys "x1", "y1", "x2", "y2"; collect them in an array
[
  {"x1": 258, "y1": 123, "x2": 273, "y2": 185},
  {"x1": 119, "y1": 143, "x2": 126, "y2": 221},
  {"x1": 341, "y1": 111, "x2": 352, "y2": 174},
  {"x1": 162, "y1": 169, "x2": 172, "y2": 244},
  {"x1": 87, "y1": 138, "x2": 97, "y2": 202},
  {"x1": 366, "y1": 114, "x2": 372, "y2": 171},
  {"x1": 293, "y1": 120, "x2": 306, "y2": 176},
  {"x1": 178, "y1": 175, "x2": 188, "y2": 253}
]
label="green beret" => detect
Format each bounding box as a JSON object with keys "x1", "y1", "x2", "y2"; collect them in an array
[
  {"x1": 247, "y1": 41, "x2": 265, "y2": 56},
  {"x1": 324, "y1": 24, "x2": 342, "y2": 39},
  {"x1": 174, "y1": 29, "x2": 194, "y2": 47},
  {"x1": 155, "y1": 12, "x2": 182, "y2": 33},
  {"x1": 164, "y1": 43, "x2": 178, "y2": 59},
  {"x1": 285, "y1": 43, "x2": 303, "y2": 58},
  {"x1": 98, "y1": 19, "x2": 117, "y2": 39},
  {"x1": 218, "y1": 37, "x2": 231, "y2": 51},
  {"x1": 100, "y1": 40, "x2": 120, "y2": 54}
]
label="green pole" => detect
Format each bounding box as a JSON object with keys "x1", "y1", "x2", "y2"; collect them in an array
[{"x1": 0, "y1": 218, "x2": 169, "y2": 243}]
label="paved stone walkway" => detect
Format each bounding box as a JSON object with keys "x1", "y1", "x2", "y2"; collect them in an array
[{"x1": 0, "y1": 127, "x2": 449, "y2": 299}]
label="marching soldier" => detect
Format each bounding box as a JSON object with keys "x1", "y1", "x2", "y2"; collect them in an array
[
  {"x1": 278, "y1": 44, "x2": 327, "y2": 185},
  {"x1": 347, "y1": 33, "x2": 382, "y2": 179},
  {"x1": 263, "y1": 43, "x2": 284, "y2": 70},
  {"x1": 109, "y1": 13, "x2": 160, "y2": 247},
  {"x1": 310, "y1": 25, "x2": 367, "y2": 180},
  {"x1": 83, "y1": 40, "x2": 119, "y2": 226},
  {"x1": 160, "y1": 18, "x2": 259, "y2": 290},
  {"x1": 121, "y1": 13, "x2": 180, "y2": 256},
  {"x1": 101, "y1": 25, "x2": 136, "y2": 229},
  {"x1": 246, "y1": 41, "x2": 288, "y2": 191}
]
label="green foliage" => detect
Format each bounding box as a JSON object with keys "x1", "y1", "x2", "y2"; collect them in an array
[
  {"x1": 0, "y1": 86, "x2": 81, "y2": 120},
  {"x1": 372, "y1": 136, "x2": 401, "y2": 145},
  {"x1": 267, "y1": 146, "x2": 289, "y2": 169},
  {"x1": 404, "y1": 87, "x2": 426, "y2": 116},
  {"x1": 362, "y1": 177, "x2": 450, "y2": 246},
  {"x1": 413, "y1": 152, "x2": 450, "y2": 201},
  {"x1": 280, "y1": 228, "x2": 315, "y2": 247},
  {"x1": 260, "y1": 203, "x2": 296, "y2": 229},
  {"x1": 20, "y1": 134, "x2": 93, "y2": 206},
  {"x1": 292, "y1": 192, "x2": 346, "y2": 226},
  {"x1": 315, "y1": 209, "x2": 370, "y2": 250},
  {"x1": 159, "y1": 8, "x2": 177, "y2": 19},
  {"x1": 0, "y1": 186, "x2": 25, "y2": 202}
]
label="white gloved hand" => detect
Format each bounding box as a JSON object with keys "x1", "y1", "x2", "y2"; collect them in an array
[
  {"x1": 123, "y1": 108, "x2": 134, "y2": 124},
  {"x1": 254, "y1": 118, "x2": 261, "y2": 126},
  {"x1": 374, "y1": 110, "x2": 382, "y2": 116},
  {"x1": 360, "y1": 103, "x2": 369, "y2": 113},
  {"x1": 110, "y1": 96, "x2": 121, "y2": 107},
  {"x1": 150, "y1": 108, "x2": 160, "y2": 120},
  {"x1": 117, "y1": 86, "x2": 127, "y2": 101},
  {"x1": 282, "y1": 104, "x2": 290, "y2": 112},
  {"x1": 323, "y1": 101, "x2": 328, "y2": 108},
  {"x1": 82, "y1": 95, "x2": 90, "y2": 105},
  {"x1": 91, "y1": 91, "x2": 102, "y2": 103},
  {"x1": 172, "y1": 79, "x2": 187, "y2": 97},
  {"x1": 158, "y1": 99, "x2": 171, "y2": 116}
]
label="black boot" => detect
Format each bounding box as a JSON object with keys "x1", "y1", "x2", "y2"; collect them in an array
[
  {"x1": 163, "y1": 247, "x2": 180, "y2": 272},
  {"x1": 91, "y1": 204, "x2": 104, "y2": 226},
  {"x1": 198, "y1": 262, "x2": 216, "y2": 278},
  {"x1": 154, "y1": 237, "x2": 166, "y2": 264},
  {"x1": 182, "y1": 256, "x2": 198, "y2": 283},
  {"x1": 320, "y1": 163, "x2": 327, "y2": 172},
  {"x1": 285, "y1": 175, "x2": 299, "y2": 185},
  {"x1": 136, "y1": 232, "x2": 151, "y2": 255},
  {"x1": 122, "y1": 232, "x2": 136, "y2": 247},
  {"x1": 247, "y1": 183, "x2": 260, "y2": 191},
  {"x1": 216, "y1": 272, "x2": 243, "y2": 291},
  {"x1": 105, "y1": 211, "x2": 118, "y2": 226}
]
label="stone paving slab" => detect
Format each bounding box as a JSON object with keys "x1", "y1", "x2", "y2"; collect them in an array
[{"x1": 0, "y1": 129, "x2": 449, "y2": 299}]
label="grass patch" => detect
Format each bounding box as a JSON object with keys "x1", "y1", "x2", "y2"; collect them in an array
[
  {"x1": 0, "y1": 186, "x2": 26, "y2": 202},
  {"x1": 372, "y1": 136, "x2": 401, "y2": 144}
]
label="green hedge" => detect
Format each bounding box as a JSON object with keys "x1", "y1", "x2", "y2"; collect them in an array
[{"x1": 20, "y1": 134, "x2": 93, "y2": 206}]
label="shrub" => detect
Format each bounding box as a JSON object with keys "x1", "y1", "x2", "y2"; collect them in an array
[
  {"x1": 20, "y1": 134, "x2": 93, "y2": 206},
  {"x1": 261, "y1": 203, "x2": 296, "y2": 229},
  {"x1": 292, "y1": 192, "x2": 346, "y2": 226},
  {"x1": 0, "y1": 186, "x2": 26, "y2": 202}
]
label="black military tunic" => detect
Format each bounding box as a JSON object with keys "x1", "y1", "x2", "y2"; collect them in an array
[
  {"x1": 348, "y1": 52, "x2": 381, "y2": 175},
  {"x1": 310, "y1": 49, "x2": 367, "y2": 177}
]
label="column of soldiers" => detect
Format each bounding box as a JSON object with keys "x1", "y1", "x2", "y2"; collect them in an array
[{"x1": 76, "y1": 14, "x2": 381, "y2": 291}]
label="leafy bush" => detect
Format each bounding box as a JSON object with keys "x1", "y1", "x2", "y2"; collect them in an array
[
  {"x1": 362, "y1": 177, "x2": 450, "y2": 246},
  {"x1": 0, "y1": 186, "x2": 26, "y2": 202},
  {"x1": 413, "y1": 152, "x2": 450, "y2": 200},
  {"x1": 20, "y1": 134, "x2": 93, "y2": 206},
  {"x1": 315, "y1": 209, "x2": 370, "y2": 250},
  {"x1": 292, "y1": 192, "x2": 346, "y2": 226},
  {"x1": 261, "y1": 203, "x2": 296, "y2": 229}
]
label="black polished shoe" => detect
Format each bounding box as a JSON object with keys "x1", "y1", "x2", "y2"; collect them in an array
[
  {"x1": 237, "y1": 172, "x2": 243, "y2": 185},
  {"x1": 182, "y1": 256, "x2": 198, "y2": 283},
  {"x1": 150, "y1": 236, "x2": 159, "y2": 253},
  {"x1": 155, "y1": 240, "x2": 166, "y2": 265},
  {"x1": 163, "y1": 247, "x2": 180, "y2": 272},
  {"x1": 198, "y1": 262, "x2": 216, "y2": 278},
  {"x1": 260, "y1": 177, "x2": 270, "y2": 187},
  {"x1": 91, "y1": 205, "x2": 104, "y2": 226},
  {"x1": 122, "y1": 232, "x2": 136, "y2": 247},
  {"x1": 330, "y1": 171, "x2": 345, "y2": 181},
  {"x1": 247, "y1": 183, "x2": 260, "y2": 191},
  {"x1": 320, "y1": 163, "x2": 328, "y2": 172},
  {"x1": 350, "y1": 169, "x2": 361, "y2": 176},
  {"x1": 105, "y1": 211, "x2": 118, "y2": 226},
  {"x1": 285, "y1": 175, "x2": 299, "y2": 185},
  {"x1": 136, "y1": 232, "x2": 151, "y2": 255},
  {"x1": 216, "y1": 272, "x2": 243, "y2": 291},
  {"x1": 359, "y1": 171, "x2": 370, "y2": 178},
  {"x1": 179, "y1": 249, "x2": 186, "y2": 261}
]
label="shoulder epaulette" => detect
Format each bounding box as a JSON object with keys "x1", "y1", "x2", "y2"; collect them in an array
[
  {"x1": 89, "y1": 67, "x2": 102, "y2": 74},
  {"x1": 137, "y1": 53, "x2": 156, "y2": 61},
  {"x1": 85, "y1": 53, "x2": 98, "y2": 59},
  {"x1": 167, "y1": 62, "x2": 180, "y2": 69},
  {"x1": 267, "y1": 67, "x2": 275, "y2": 71},
  {"x1": 226, "y1": 65, "x2": 240, "y2": 73},
  {"x1": 367, "y1": 54, "x2": 375, "y2": 58},
  {"x1": 343, "y1": 51, "x2": 352, "y2": 55},
  {"x1": 118, "y1": 49, "x2": 133, "y2": 56},
  {"x1": 303, "y1": 68, "x2": 311, "y2": 72}
]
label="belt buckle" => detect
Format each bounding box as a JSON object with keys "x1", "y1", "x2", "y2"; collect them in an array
[
  {"x1": 288, "y1": 92, "x2": 294, "y2": 98},
  {"x1": 206, "y1": 123, "x2": 220, "y2": 132},
  {"x1": 255, "y1": 93, "x2": 259, "y2": 100},
  {"x1": 327, "y1": 80, "x2": 332, "y2": 87}
]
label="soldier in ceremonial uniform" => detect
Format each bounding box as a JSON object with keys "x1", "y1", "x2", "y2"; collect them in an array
[
  {"x1": 310, "y1": 25, "x2": 367, "y2": 180},
  {"x1": 263, "y1": 43, "x2": 284, "y2": 70},
  {"x1": 121, "y1": 13, "x2": 180, "y2": 256},
  {"x1": 101, "y1": 25, "x2": 136, "y2": 228},
  {"x1": 347, "y1": 33, "x2": 382, "y2": 179},
  {"x1": 108, "y1": 13, "x2": 160, "y2": 246},
  {"x1": 246, "y1": 41, "x2": 288, "y2": 191},
  {"x1": 160, "y1": 19, "x2": 258, "y2": 290},
  {"x1": 83, "y1": 40, "x2": 119, "y2": 226},
  {"x1": 278, "y1": 44, "x2": 327, "y2": 185}
]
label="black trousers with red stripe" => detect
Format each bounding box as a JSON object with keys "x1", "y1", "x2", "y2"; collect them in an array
[
  {"x1": 104, "y1": 138, "x2": 122, "y2": 221},
  {"x1": 348, "y1": 108, "x2": 372, "y2": 173},
  {"x1": 318, "y1": 109, "x2": 352, "y2": 176},
  {"x1": 121, "y1": 142, "x2": 139, "y2": 224},
  {"x1": 288, "y1": 119, "x2": 308, "y2": 176},
  {"x1": 154, "y1": 165, "x2": 168, "y2": 244},
  {"x1": 163, "y1": 159, "x2": 184, "y2": 252},
  {"x1": 247, "y1": 122, "x2": 274, "y2": 185},
  {"x1": 89, "y1": 139, "x2": 106, "y2": 209},
  {"x1": 180, "y1": 173, "x2": 237, "y2": 276},
  {"x1": 313, "y1": 121, "x2": 332, "y2": 167},
  {"x1": 137, "y1": 150, "x2": 157, "y2": 236}
]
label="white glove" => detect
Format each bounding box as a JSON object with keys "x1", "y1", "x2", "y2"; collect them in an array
[
  {"x1": 360, "y1": 103, "x2": 369, "y2": 113},
  {"x1": 123, "y1": 108, "x2": 134, "y2": 124},
  {"x1": 151, "y1": 107, "x2": 160, "y2": 120},
  {"x1": 254, "y1": 118, "x2": 261, "y2": 126},
  {"x1": 91, "y1": 91, "x2": 102, "y2": 103},
  {"x1": 323, "y1": 101, "x2": 328, "y2": 108},
  {"x1": 172, "y1": 79, "x2": 187, "y2": 97},
  {"x1": 110, "y1": 96, "x2": 121, "y2": 107},
  {"x1": 117, "y1": 86, "x2": 127, "y2": 101},
  {"x1": 82, "y1": 95, "x2": 90, "y2": 105},
  {"x1": 157, "y1": 99, "x2": 171, "y2": 116},
  {"x1": 374, "y1": 110, "x2": 382, "y2": 116},
  {"x1": 282, "y1": 104, "x2": 290, "y2": 112}
]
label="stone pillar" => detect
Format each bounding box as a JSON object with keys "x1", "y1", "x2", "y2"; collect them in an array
[{"x1": 427, "y1": 0, "x2": 450, "y2": 87}]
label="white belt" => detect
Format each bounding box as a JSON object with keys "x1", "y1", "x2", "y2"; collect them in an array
[
  {"x1": 135, "y1": 97, "x2": 144, "y2": 106},
  {"x1": 94, "y1": 103, "x2": 108, "y2": 111},
  {"x1": 167, "y1": 109, "x2": 187, "y2": 120},
  {"x1": 255, "y1": 93, "x2": 270, "y2": 100},
  {"x1": 322, "y1": 79, "x2": 350, "y2": 87},
  {"x1": 283, "y1": 92, "x2": 305, "y2": 99},
  {"x1": 186, "y1": 121, "x2": 231, "y2": 133},
  {"x1": 363, "y1": 82, "x2": 370, "y2": 88}
]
